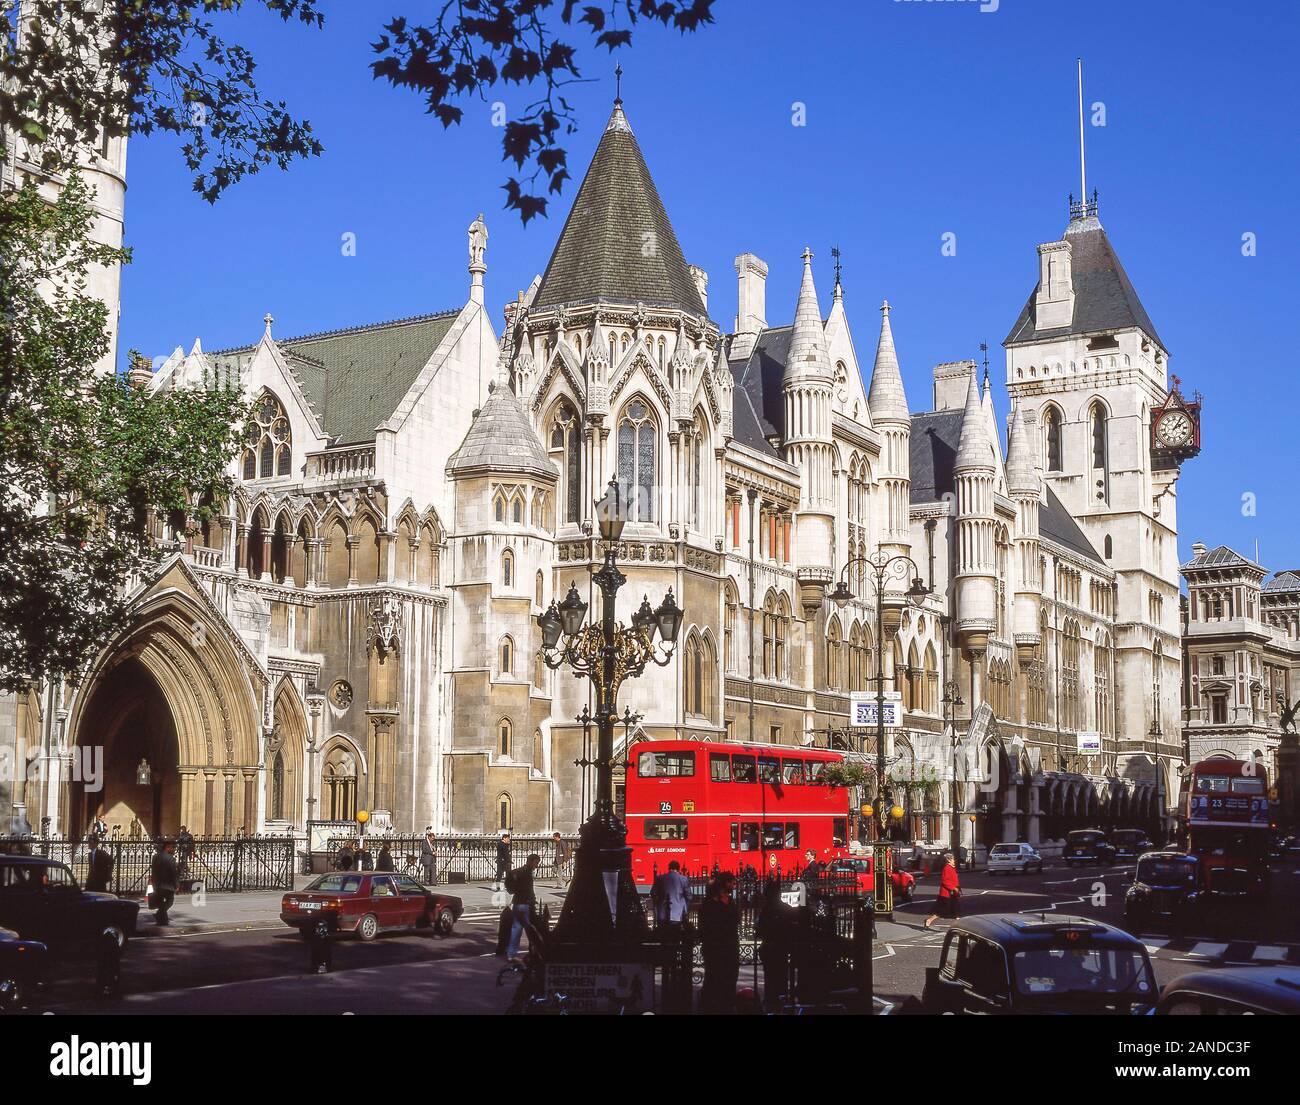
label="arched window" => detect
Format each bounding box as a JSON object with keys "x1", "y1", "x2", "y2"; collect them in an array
[
  {"x1": 762, "y1": 592, "x2": 776, "y2": 678},
  {"x1": 323, "y1": 745, "x2": 357, "y2": 822},
  {"x1": 498, "y1": 718, "x2": 513, "y2": 759},
  {"x1": 1043, "y1": 406, "x2": 1062, "y2": 472},
  {"x1": 550, "y1": 402, "x2": 583, "y2": 525},
  {"x1": 502, "y1": 549, "x2": 514, "y2": 587},
  {"x1": 500, "y1": 636, "x2": 514, "y2": 675},
  {"x1": 1104, "y1": 534, "x2": 1113, "y2": 559},
  {"x1": 494, "y1": 493, "x2": 506, "y2": 523},
  {"x1": 535, "y1": 570, "x2": 544, "y2": 608},
  {"x1": 243, "y1": 391, "x2": 292, "y2": 480},
  {"x1": 775, "y1": 594, "x2": 790, "y2": 679},
  {"x1": 497, "y1": 793, "x2": 512, "y2": 832},
  {"x1": 532, "y1": 730, "x2": 544, "y2": 773},
  {"x1": 512, "y1": 496, "x2": 523, "y2": 524},
  {"x1": 1090, "y1": 401, "x2": 1109, "y2": 501},
  {"x1": 923, "y1": 643, "x2": 938, "y2": 714},
  {"x1": 271, "y1": 750, "x2": 285, "y2": 821},
  {"x1": 724, "y1": 581, "x2": 739, "y2": 673},
  {"x1": 826, "y1": 617, "x2": 843, "y2": 691},
  {"x1": 270, "y1": 513, "x2": 290, "y2": 584},
  {"x1": 617, "y1": 398, "x2": 656, "y2": 522},
  {"x1": 690, "y1": 413, "x2": 708, "y2": 533}
]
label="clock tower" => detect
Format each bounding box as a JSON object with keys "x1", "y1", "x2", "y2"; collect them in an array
[{"x1": 1003, "y1": 195, "x2": 1197, "y2": 783}]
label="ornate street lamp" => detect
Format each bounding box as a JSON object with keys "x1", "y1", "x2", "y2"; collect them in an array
[
  {"x1": 536, "y1": 479, "x2": 682, "y2": 951},
  {"x1": 942, "y1": 678, "x2": 965, "y2": 863}
]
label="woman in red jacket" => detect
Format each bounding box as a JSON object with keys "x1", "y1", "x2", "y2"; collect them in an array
[{"x1": 924, "y1": 852, "x2": 960, "y2": 929}]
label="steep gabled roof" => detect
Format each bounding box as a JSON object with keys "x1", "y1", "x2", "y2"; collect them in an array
[
  {"x1": 532, "y1": 103, "x2": 706, "y2": 316},
  {"x1": 211, "y1": 311, "x2": 460, "y2": 445},
  {"x1": 1005, "y1": 216, "x2": 1165, "y2": 351}
]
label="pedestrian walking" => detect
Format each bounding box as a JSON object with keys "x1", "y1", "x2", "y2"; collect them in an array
[
  {"x1": 650, "y1": 860, "x2": 692, "y2": 935},
  {"x1": 756, "y1": 878, "x2": 794, "y2": 1011},
  {"x1": 150, "y1": 840, "x2": 179, "y2": 926},
  {"x1": 495, "y1": 833, "x2": 512, "y2": 885},
  {"x1": 376, "y1": 842, "x2": 394, "y2": 872},
  {"x1": 924, "y1": 851, "x2": 960, "y2": 929},
  {"x1": 306, "y1": 917, "x2": 333, "y2": 974},
  {"x1": 799, "y1": 848, "x2": 822, "y2": 884},
  {"x1": 698, "y1": 871, "x2": 741, "y2": 1014},
  {"x1": 85, "y1": 833, "x2": 114, "y2": 893},
  {"x1": 551, "y1": 831, "x2": 571, "y2": 886},
  {"x1": 420, "y1": 828, "x2": 437, "y2": 885},
  {"x1": 503, "y1": 853, "x2": 541, "y2": 961}
]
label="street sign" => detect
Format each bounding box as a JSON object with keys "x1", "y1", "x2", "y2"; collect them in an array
[
  {"x1": 1077, "y1": 731, "x2": 1101, "y2": 755},
  {"x1": 850, "y1": 691, "x2": 901, "y2": 728},
  {"x1": 545, "y1": 961, "x2": 654, "y2": 1013}
]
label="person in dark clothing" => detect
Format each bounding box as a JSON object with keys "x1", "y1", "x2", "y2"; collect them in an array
[
  {"x1": 85, "y1": 833, "x2": 114, "y2": 893},
  {"x1": 504, "y1": 853, "x2": 541, "y2": 961},
  {"x1": 356, "y1": 839, "x2": 373, "y2": 871},
  {"x1": 335, "y1": 841, "x2": 355, "y2": 871},
  {"x1": 495, "y1": 833, "x2": 512, "y2": 885},
  {"x1": 376, "y1": 843, "x2": 394, "y2": 872},
  {"x1": 800, "y1": 848, "x2": 822, "y2": 883},
  {"x1": 150, "y1": 840, "x2": 179, "y2": 926},
  {"x1": 756, "y1": 878, "x2": 794, "y2": 1011},
  {"x1": 176, "y1": 826, "x2": 195, "y2": 879},
  {"x1": 306, "y1": 916, "x2": 333, "y2": 974},
  {"x1": 698, "y1": 872, "x2": 741, "y2": 1014}
]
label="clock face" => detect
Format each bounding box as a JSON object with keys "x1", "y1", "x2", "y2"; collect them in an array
[{"x1": 1156, "y1": 409, "x2": 1194, "y2": 448}]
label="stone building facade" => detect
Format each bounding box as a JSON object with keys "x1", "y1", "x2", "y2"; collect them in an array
[{"x1": 2, "y1": 98, "x2": 1194, "y2": 848}]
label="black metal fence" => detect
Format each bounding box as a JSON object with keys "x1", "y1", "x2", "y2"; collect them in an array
[
  {"x1": 319, "y1": 834, "x2": 580, "y2": 883},
  {"x1": 0, "y1": 836, "x2": 296, "y2": 894}
]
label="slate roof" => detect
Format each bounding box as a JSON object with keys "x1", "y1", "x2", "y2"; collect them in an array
[
  {"x1": 1263, "y1": 571, "x2": 1300, "y2": 594},
  {"x1": 1004, "y1": 216, "x2": 1165, "y2": 351},
  {"x1": 212, "y1": 312, "x2": 460, "y2": 445},
  {"x1": 446, "y1": 375, "x2": 554, "y2": 480},
  {"x1": 910, "y1": 407, "x2": 1102, "y2": 564},
  {"x1": 1181, "y1": 544, "x2": 1261, "y2": 572},
  {"x1": 532, "y1": 104, "x2": 706, "y2": 316},
  {"x1": 726, "y1": 326, "x2": 793, "y2": 459}
]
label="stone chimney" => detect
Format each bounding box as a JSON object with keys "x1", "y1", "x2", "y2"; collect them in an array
[
  {"x1": 731, "y1": 252, "x2": 768, "y2": 361},
  {"x1": 1034, "y1": 238, "x2": 1074, "y2": 330},
  {"x1": 933, "y1": 360, "x2": 976, "y2": 411},
  {"x1": 1191, "y1": 541, "x2": 1207, "y2": 558}
]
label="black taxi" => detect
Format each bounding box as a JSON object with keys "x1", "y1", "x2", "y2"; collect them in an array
[
  {"x1": 1124, "y1": 851, "x2": 1205, "y2": 932},
  {"x1": 922, "y1": 914, "x2": 1158, "y2": 1014}
]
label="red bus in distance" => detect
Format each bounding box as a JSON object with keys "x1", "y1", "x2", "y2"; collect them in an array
[
  {"x1": 624, "y1": 738, "x2": 850, "y2": 888},
  {"x1": 1184, "y1": 757, "x2": 1271, "y2": 898}
]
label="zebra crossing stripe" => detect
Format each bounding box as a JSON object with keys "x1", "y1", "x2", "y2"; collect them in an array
[{"x1": 1187, "y1": 941, "x2": 1228, "y2": 958}]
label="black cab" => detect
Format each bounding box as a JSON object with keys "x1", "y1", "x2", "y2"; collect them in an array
[
  {"x1": 1158, "y1": 966, "x2": 1300, "y2": 1015},
  {"x1": 922, "y1": 914, "x2": 1157, "y2": 1015},
  {"x1": 1124, "y1": 851, "x2": 1204, "y2": 933},
  {"x1": 0, "y1": 856, "x2": 137, "y2": 953},
  {"x1": 1063, "y1": 830, "x2": 1117, "y2": 867},
  {"x1": 1109, "y1": 829, "x2": 1155, "y2": 860}
]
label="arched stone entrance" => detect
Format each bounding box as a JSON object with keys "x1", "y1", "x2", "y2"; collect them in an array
[{"x1": 64, "y1": 561, "x2": 265, "y2": 838}]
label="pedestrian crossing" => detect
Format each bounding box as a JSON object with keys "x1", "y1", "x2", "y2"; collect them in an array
[{"x1": 1137, "y1": 935, "x2": 1300, "y2": 965}]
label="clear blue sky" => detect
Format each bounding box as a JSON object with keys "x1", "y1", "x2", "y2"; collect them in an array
[{"x1": 118, "y1": 0, "x2": 1300, "y2": 574}]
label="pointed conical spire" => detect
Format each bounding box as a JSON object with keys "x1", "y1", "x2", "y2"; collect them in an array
[
  {"x1": 532, "y1": 99, "x2": 704, "y2": 315},
  {"x1": 1005, "y1": 402, "x2": 1039, "y2": 495},
  {"x1": 784, "y1": 248, "x2": 831, "y2": 385},
  {"x1": 955, "y1": 367, "x2": 994, "y2": 471},
  {"x1": 868, "y1": 300, "x2": 909, "y2": 423}
]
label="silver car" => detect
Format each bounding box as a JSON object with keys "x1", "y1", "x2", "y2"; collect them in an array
[{"x1": 987, "y1": 842, "x2": 1043, "y2": 874}]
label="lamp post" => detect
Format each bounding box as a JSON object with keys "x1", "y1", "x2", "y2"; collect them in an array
[
  {"x1": 536, "y1": 479, "x2": 683, "y2": 950},
  {"x1": 942, "y1": 678, "x2": 965, "y2": 863},
  {"x1": 830, "y1": 547, "x2": 929, "y2": 842}
]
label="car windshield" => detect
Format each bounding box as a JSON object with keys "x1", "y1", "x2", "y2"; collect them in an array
[
  {"x1": 1013, "y1": 947, "x2": 1155, "y2": 998},
  {"x1": 1136, "y1": 857, "x2": 1195, "y2": 884},
  {"x1": 991, "y1": 845, "x2": 1021, "y2": 855},
  {"x1": 307, "y1": 874, "x2": 362, "y2": 894}
]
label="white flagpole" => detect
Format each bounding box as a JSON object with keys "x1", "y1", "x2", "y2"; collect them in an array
[{"x1": 1077, "y1": 58, "x2": 1087, "y2": 204}]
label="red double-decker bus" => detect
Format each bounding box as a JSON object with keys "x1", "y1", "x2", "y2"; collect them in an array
[
  {"x1": 624, "y1": 738, "x2": 850, "y2": 888},
  {"x1": 1184, "y1": 758, "x2": 1271, "y2": 898}
]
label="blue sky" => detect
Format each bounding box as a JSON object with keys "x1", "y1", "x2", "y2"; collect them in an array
[{"x1": 118, "y1": 0, "x2": 1300, "y2": 573}]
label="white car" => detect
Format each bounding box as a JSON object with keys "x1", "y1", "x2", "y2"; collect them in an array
[{"x1": 987, "y1": 843, "x2": 1043, "y2": 874}]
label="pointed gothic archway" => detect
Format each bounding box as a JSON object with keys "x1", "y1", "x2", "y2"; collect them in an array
[{"x1": 64, "y1": 560, "x2": 265, "y2": 838}]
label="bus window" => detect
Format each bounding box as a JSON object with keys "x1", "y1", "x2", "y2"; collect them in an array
[
  {"x1": 732, "y1": 822, "x2": 759, "y2": 851},
  {"x1": 762, "y1": 823, "x2": 785, "y2": 850},
  {"x1": 1195, "y1": 775, "x2": 1229, "y2": 793},
  {"x1": 782, "y1": 759, "x2": 805, "y2": 785},
  {"x1": 1231, "y1": 776, "x2": 1265, "y2": 795},
  {"x1": 732, "y1": 756, "x2": 756, "y2": 783},
  {"x1": 758, "y1": 757, "x2": 780, "y2": 784},
  {"x1": 710, "y1": 753, "x2": 732, "y2": 783},
  {"x1": 783, "y1": 823, "x2": 801, "y2": 850},
  {"x1": 637, "y1": 751, "x2": 696, "y2": 778},
  {"x1": 643, "y1": 819, "x2": 689, "y2": 841},
  {"x1": 832, "y1": 818, "x2": 847, "y2": 848},
  {"x1": 807, "y1": 761, "x2": 827, "y2": 784}
]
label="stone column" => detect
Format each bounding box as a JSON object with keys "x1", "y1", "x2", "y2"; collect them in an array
[
  {"x1": 378, "y1": 532, "x2": 394, "y2": 583},
  {"x1": 260, "y1": 530, "x2": 273, "y2": 581},
  {"x1": 236, "y1": 524, "x2": 248, "y2": 577},
  {"x1": 179, "y1": 768, "x2": 197, "y2": 831},
  {"x1": 346, "y1": 536, "x2": 359, "y2": 587},
  {"x1": 306, "y1": 696, "x2": 324, "y2": 828}
]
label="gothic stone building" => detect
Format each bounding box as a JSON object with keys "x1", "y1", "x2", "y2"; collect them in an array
[{"x1": 3, "y1": 100, "x2": 1191, "y2": 849}]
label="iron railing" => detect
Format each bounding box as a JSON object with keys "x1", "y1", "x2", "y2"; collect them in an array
[
  {"x1": 0, "y1": 836, "x2": 297, "y2": 893},
  {"x1": 319, "y1": 834, "x2": 580, "y2": 883}
]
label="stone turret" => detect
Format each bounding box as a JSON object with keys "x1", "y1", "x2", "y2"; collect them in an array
[
  {"x1": 954, "y1": 368, "x2": 997, "y2": 663},
  {"x1": 1005, "y1": 403, "x2": 1043, "y2": 661},
  {"x1": 868, "y1": 301, "x2": 911, "y2": 559},
  {"x1": 783, "y1": 248, "x2": 835, "y2": 614}
]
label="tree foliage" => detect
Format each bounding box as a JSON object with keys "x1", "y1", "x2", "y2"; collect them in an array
[
  {"x1": 0, "y1": 0, "x2": 713, "y2": 221},
  {"x1": 0, "y1": 171, "x2": 247, "y2": 692},
  {"x1": 370, "y1": 0, "x2": 715, "y2": 223}
]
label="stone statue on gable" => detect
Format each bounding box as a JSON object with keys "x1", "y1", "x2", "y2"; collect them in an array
[{"x1": 468, "y1": 213, "x2": 488, "y2": 267}]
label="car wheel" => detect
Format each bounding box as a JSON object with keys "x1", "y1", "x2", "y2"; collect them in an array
[
  {"x1": 435, "y1": 908, "x2": 455, "y2": 936},
  {"x1": 356, "y1": 913, "x2": 380, "y2": 942}
]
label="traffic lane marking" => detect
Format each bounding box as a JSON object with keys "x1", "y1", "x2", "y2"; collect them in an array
[{"x1": 1252, "y1": 945, "x2": 1288, "y2": 961}]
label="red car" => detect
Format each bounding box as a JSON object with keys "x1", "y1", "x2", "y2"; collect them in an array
[
  {"x1": 280, "y1": 873, "x2": 463, "y2": 941},
  {"x1": 829, "y1": 856, "x2": 916, "y2": 902}
]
